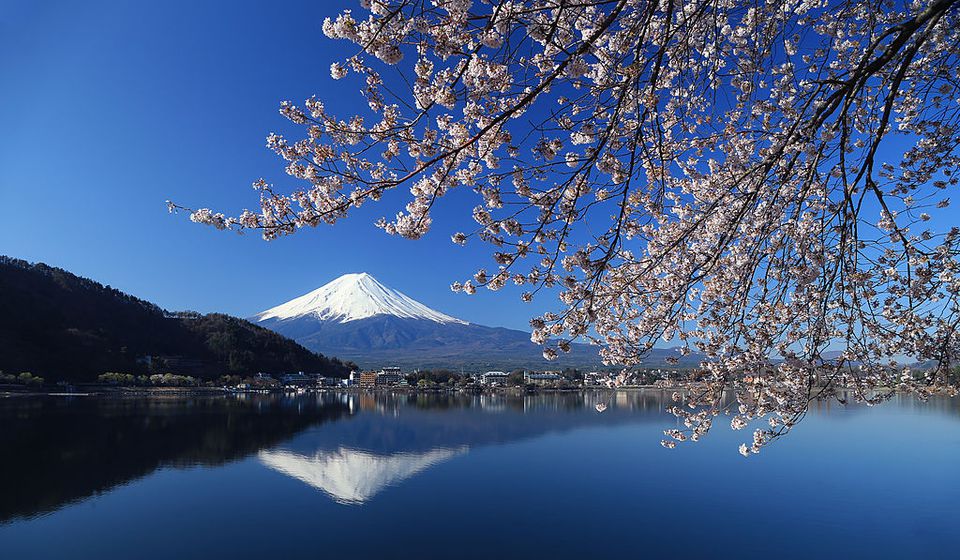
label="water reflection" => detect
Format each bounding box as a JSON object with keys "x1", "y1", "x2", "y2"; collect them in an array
[
  {"x1": 259, "y1": 446, "x2": 468, "y2": 505},
  {"x1": 4, "y1": 390, "x2": 959, "y2": 523},
  {"x1": 258, "y1": 391, "x2": 678, "y2": 503},
  {"x1": 285, "y1": 391, "x2": 674, "y2": 455},
  {"x1": 0, "y1": 394, "x2": 348, "y2": 523}
]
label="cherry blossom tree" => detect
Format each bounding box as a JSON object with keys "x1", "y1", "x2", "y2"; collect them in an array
[{"x1": 175, "y1": 0, "x2": 960, "y2": 454}]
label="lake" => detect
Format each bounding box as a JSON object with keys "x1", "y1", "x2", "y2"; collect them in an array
[{"x1": 1, "y1": 391, "x2": 957, "y2": 559}]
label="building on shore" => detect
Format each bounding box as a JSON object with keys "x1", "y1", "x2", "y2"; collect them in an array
[
  {"x1": 377, "y1": 367, "x2": 403, "y2": 385},
  {"x1": 524, "y1": 372, "x2": 562, "y2": 386},
  {"x1": 316, "y1": 376, "x2": 341, "y2": 387},
  {"x1": 358, "y1": 368, "x2": 404, "y2": 388},
  {"x1": 480, "y1": 371, "x2": 509, "y2": 386},
  {"x1": 359, "y1": 371, "x2": 379, "y2": 389},
  {"x1": 343, "y1": 371, "x2": 360, "y2": 387},
  {"x1": 279, "y1": 373, "x2": 313, "y2": 387}
]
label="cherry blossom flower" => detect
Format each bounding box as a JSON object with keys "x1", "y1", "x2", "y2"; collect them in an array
[{"x1": 175, "y1": 0, "x2": 960, "y2": 454}]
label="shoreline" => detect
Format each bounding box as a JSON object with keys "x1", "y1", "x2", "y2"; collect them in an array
[
  {"x1": 1, "y1": 384, "x2": 930, "y2": 399},
  {"x1": 0, "y1": 384, "x2": 688, "y2": 399}
]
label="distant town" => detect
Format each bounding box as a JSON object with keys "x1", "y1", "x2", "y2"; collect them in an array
[
  {"x1": 0, "y1": 365, "x2": 697, "y2": 395},
  {"x1": 228, "y1": 366, "x2": 691, "y2": 393}
]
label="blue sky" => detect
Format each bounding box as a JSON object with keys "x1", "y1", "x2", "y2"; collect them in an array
[
  {"x1": 2, "y1": 1, "x2": 952, "y2": 341},
  {"x1": 0, "y1": 0, "x2": 549, "y2": 330}
]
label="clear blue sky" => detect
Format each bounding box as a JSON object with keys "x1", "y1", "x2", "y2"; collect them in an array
[
  {"x1": 0, "y1": 0, "x2": 550, "y2": 330},
  {"x1": 3, "y1": 1, "x2": 948, "y2": 338}
]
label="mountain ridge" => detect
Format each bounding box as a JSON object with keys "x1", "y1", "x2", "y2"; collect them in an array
[
  {"x1": 254, "y1": 273, "x2": 700, "y2": 371},
  {"x1": 255, "y1": 272, "x2": 467, "y2": 325}
]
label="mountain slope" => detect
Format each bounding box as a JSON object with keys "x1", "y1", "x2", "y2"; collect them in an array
[
  {"x1": 0, "y1": 256, "x2": 354, "y2": 381},
  {"x1": 256, "y1": 272, "x2": 466, "y2": 324},
  {"x1": 254, "y1": 273, "x2": 698, "y2": 371}
]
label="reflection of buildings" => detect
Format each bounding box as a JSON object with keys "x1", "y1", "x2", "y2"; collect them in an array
[
  {"x1": 479, "y1": 394, "x2": 507, "y2": 412},
  {"x1": 259, "y1": 446, "x2": 467, "y2": 505},
  {"x1": 522, "y1": 394, "x2": 564, "y2": 413},
  {"x1": 358, "y1": 393, "x2": 378, "y2": 412}
]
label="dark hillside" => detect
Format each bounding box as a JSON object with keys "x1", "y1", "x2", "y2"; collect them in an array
[{"x1": 0, "y1": 256, "x2": 353, "y2": 381}]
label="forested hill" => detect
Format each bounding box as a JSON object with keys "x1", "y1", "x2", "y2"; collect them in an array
[{"x1": 0, "y1": 256, "x2": 354, "y2": 381}]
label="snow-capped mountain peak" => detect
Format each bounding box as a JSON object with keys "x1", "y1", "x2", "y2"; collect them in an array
[{"x1": 254, "y1": 272, "x2": 467, "y2": 325}]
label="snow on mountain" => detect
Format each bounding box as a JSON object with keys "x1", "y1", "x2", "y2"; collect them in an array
[
  {"x1": 251, "y1": 272, "x2": 691, "y2": 370},
  {"x1": 254, "y1": 272, "x2": 467, "y2": 325}
]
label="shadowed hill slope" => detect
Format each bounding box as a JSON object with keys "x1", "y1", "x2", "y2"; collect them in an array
[{"x1": 0, "y1": 256, "x2": 354, "y2": 381}]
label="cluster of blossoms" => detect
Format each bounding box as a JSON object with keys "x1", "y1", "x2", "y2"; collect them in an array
[{"x1": 177, "y1": 0, "x2": 960, "y2": 454}]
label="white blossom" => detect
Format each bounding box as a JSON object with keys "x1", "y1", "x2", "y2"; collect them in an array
[{"x1": 177, "y1": 0, "x2": 960, "y2": 455}]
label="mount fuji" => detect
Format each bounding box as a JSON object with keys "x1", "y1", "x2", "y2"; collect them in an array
[
  {"x1": 251, "y1": 273, "x2": 585, "y2": 370},
  {"x1": 252, "y1": 273, "x2": 694, "y2": 371},
  {"x1": 255, "y1": 273, "x2": 466, "y2": 326}
]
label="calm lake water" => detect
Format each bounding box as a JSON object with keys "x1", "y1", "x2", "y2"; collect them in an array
[{"x1": 1, "y1": 391, "x2": 957, "y2": 559}]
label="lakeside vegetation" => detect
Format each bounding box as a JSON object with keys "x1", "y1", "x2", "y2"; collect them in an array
[{"x1": 0, "y1": 372, "x2": 44, "y2": 387}]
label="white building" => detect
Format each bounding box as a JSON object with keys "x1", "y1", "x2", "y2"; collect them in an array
[
  {"x1": 524, "y1": 372, "x2": 562, "y2": 386},
  {"x1": 377, "y1": 367, "x2": 403, "y2": 385},
  {"x1": 480, "y1": 371, "x2": 509, "y2": 386}
]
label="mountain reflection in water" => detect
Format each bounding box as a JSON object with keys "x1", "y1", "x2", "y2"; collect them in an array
[
  {"x1": 3, "y1": 390, "x2": 960, "y2": 560},
  {"x1": 0, "y1": 390, "x2": 675, "y2": 521},
  {"x1": 259, "y1": 446, "x2": 468, "y2": 505},
  {"x1": 0, "y1": 394, "x2": 348, "y2": 523}
]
